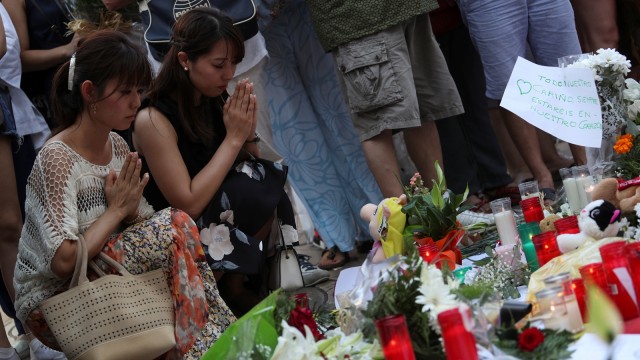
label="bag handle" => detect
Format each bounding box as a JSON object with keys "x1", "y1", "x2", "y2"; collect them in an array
[{"x1": 70, "y1": 235, "x2": 132, "y2": 288}]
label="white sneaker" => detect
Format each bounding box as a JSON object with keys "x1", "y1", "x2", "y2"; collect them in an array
[
  {"x1": 298, "y1": 254, "x2": 330, "y2": 286},
  {"x1": 29, "y1": 339, "x2": 67, "y2": 360},
  {"x1": 0, "y1": 347, "x2": 20, "y2": 360},
  {"x1": 12, "y1": 336, "x2": 29, "y2": 360}
]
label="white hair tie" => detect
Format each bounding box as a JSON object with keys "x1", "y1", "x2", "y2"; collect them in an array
[{"x1": 68, "y1": 54, "x2": 76, "y2": 91}]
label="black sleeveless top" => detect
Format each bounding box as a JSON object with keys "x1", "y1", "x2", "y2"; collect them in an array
[{"x1": 137, "y1": 96, "x2": 226, "y2": 212}]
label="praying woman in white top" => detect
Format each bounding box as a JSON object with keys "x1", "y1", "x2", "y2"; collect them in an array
[{"x1": 13, "y1": 30, "x2": 236, "y2": 360}]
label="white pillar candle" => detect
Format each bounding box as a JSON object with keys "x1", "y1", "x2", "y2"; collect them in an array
[
  {"x1": 494, "y1": 210, "x2": 519, "y2": 246},
  {"x1": 575, "y1": 175, "x2": 594, "y2": 210},
  {"x1": 564, "y1": 296, "x2": 584, "y2": 333},
  {"x1": 562, "y1": 177, "x2": 581, "y2": 214}
]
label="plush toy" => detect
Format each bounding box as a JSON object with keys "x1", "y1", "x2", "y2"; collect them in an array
[
  {"x1": 360, "y1": 195, "x2": 407, "y2": 263},
  {"x1": 591, "y1": 177, "x2": 640, "y2": 214},
  {"x1": 556, "y1": 199, "x2": 621, "y2": 253},
  {"x1": 539, "y1": 214, "x2": 562, "y2": 233}
]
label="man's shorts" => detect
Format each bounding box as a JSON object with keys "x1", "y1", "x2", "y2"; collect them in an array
[
  {"x1": 456, "y1": 0, "x2": 581, "y2": 100},
  {"x1": 333, "y1": 13, "x2": 464, "y2": 141}
]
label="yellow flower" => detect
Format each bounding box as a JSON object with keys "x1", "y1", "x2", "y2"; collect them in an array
[{"x1": 613, "y1": 134, "x2": 634, "y2": 154}]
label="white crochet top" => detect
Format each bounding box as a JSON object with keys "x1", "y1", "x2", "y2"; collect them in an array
[{"x1": 14, "y1": 132, "x2": 155, "y2": 322}]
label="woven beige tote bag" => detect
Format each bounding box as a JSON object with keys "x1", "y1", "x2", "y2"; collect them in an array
[{"x1": 40, "y1": 235, "x2": 176, "y2": 360}]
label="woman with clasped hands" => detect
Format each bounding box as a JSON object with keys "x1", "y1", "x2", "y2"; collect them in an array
[
  {"x1": 13, "y1": 30, "x2": 235, "y2": 359},
  {"x1": 132, "y1": 8, "x2": 297, "y2": 317}
]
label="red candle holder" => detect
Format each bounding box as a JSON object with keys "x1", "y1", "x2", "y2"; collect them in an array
[
  {"x1": 599, "y1": 241, "x2": 639, "y2": 320},
  {"x1": 579, "y1": 262, "x2": 609, "y2": 291},
  {"x1": 520, "y1": 197, "x2": 544, "y2": 223},
  {"x1": 554, "y1": 215, "x2": 580, "y2": 235},
  {"x1": 626, "y1": 242, "x2": 640, "y2": 311},
  {"x1": 374, "y1": 314, "x2": 416, "y2": 360},
  {"x1": 532, "y1": 231, "x2": 561, "y2": 267},
  {"x1": 437, "y1": 307, "x2": 478, "y2": 360},
  {"x1": 570, "y1": 278, "x2": 587, "y2": 323},
  {"x1": 418, "y1": 243, "x2": 438, "y2": 264}
]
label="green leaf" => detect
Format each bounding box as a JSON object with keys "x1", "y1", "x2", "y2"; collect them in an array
[{"x1": 586, "y1": 283, "x2": 623, "y2": 343}]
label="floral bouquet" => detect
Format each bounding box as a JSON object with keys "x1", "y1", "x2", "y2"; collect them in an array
[
  {"x1": 401, "y1": 162, "x2": 472, "y2": 269},
  {"x1": 567, "y1": 49, "x2": 632, "y2": 175}
]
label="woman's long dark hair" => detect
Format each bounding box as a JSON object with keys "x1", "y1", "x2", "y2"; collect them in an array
[
  {"x1": 147, "y1": 7, "x2": 245, "y2": 144},
  {"x1": 50, "y1": 30, "x2": 152, "y2": 135}
]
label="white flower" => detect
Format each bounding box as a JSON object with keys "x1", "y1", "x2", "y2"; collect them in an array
[
  {"x1": 271, "y1": 321, "x2": 321, "y2": 360},
  {"x1": 628, "y1": 100, "x2": 640, "y2": 121},
  {"x1": 415, "y1": 263, "x2": 459, "y2": 318},
  {"x1": 219, "y1": 210, "x2": 234, "y2": 225},
  {"x1": 318, "y1": 329, "x2": 380, "y2": 359},
  {"x1": 624, "y1": 79, "x2": 640, "y2": 101},
  {"x1": 199, "y1": 223, "x2": 233, "y2": 260}
]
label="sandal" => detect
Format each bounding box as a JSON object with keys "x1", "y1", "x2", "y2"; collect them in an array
[{"x1": 317, "y1": 246, "x2": 350, "y2": 270}]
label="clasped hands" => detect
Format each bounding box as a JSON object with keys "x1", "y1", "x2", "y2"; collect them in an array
[
  {"x1": 105, "y1": 152, "x2": 149, "y2": 222},
  {"x1": 223, "y1": 78, "x2": 258, "y2": 144}
]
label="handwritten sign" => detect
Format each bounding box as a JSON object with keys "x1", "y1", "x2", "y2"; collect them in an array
[{"x1": 501, "y1": 57, "x2": 602, "y2": 148}]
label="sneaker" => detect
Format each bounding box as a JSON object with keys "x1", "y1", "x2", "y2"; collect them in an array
[
  {"x1": 0, "y1": 347, "x2": 20, "y2": 360},
  {"x1": 13, "y1": 336, "x2": 29, "y2": 360},
  {"x1": 29, "y1": 339, "x2": 67, "y2": 360},
  {"x1": 298, "y1": 254, "x2": 330, "y2": 286}
]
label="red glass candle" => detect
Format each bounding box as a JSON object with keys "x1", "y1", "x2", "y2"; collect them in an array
[
  {"x1": 418, "y1": 243, "x2": 438, "y2": 264},
  {"x1": 570, "y1": 278, "x2": 587, "y2": 323},
  {"x1": 520, "y1": 197, "x2": 544, "y2": 223},
  {"x1": 626, "y1": 242, "x2": 640, "y2": 310},
  {"x1": 438, "y1": 307, "x2": 478, "y2": 360},
  {"x1": 554, "y1": 215, "x2": 580, "y2": 235},
  {"x1": 599, "y1": 241, "x2": 639, "y2": 321},
  {"x1": 579, "y1": 262, "x2": 609, "y2": 291},
  {"x1": 375, "y1": 314, "x2": 416, "y2": 360},
  {"x1": 532, "y1": 231, "x2": 562, "y2": 267}
]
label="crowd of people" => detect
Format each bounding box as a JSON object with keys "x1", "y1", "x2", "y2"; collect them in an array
[{"x1": 0, "y1": 0, "x2": 638, "y2": 359}]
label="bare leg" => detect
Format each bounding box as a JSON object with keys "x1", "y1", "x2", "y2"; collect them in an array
[
  {"x1": 499, "y1": 109, "x2": 554, "y2": 190},
  {"x1": 537, "y1": 130, "x2": 573, "y2": 171},
  {"x1": 0, "y1": 137, "x2": 20, "y2": 349},
  {"x1": 403, "y1": 121, "x2": 444, "y2": 188},
  {"x1": 488, "y1": 108, "x2": 530, "y2": 185},
  {"x1": 361, "y1": 130, "x2": 403, "y2": 197},
  {"x1": 569, "y1": 144, "x2": 587, "y2": 165},
  {"x1": 0, "y1": 137, "x2": 21, "y2": 302},
  {"x1": 571, "y1": 0, "x2": 619, "y2": 52}
]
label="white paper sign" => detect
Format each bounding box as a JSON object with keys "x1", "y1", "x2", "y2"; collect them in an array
[{"x1": 501, "y1": 57, "x2": 602, "y2": 148}]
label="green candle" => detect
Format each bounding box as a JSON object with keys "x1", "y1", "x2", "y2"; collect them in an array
[
  {"x1": 453, "y1": 266, "x2": 472, "y2": 284},
  {"x1": 518, "y1": 222, "x2": 541, "y2": 272}
]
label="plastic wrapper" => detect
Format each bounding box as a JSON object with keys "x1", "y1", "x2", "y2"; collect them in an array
[
  {"x1": 202, "y1": 290, "x2": 280, "y2": 360},
  {"x1": 526, "y1": 237, "x2": 624, "y2": 303}
]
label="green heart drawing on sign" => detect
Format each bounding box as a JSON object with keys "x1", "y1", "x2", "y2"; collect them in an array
[{"x1": 517, "y1": 79, "x2": 532, "y2": 95}]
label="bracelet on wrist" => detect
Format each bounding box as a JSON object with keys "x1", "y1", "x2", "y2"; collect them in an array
[
  {"x1": 123, "y1": 213, "x2": 144, "y2": 225},
  {"x1": 245, "y1": 133, "x2": 261, "y2": 144}
]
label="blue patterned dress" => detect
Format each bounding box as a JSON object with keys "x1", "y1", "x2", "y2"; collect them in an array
[{"x1": 257, "y1": 0, "x2": 382, "y2": 252}]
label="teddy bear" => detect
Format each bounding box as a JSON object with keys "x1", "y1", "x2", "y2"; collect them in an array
[
  {"x1": 360, "y1": 195, "x2": 407, "y2": 263},
  {"x1": 556, "y1": 199, "x2": 621, "y2": 253},
  {"x1": 591, "y1": 177, "x2": 640, "y2": 214}
]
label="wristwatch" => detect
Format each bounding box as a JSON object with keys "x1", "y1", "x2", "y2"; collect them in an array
[{"x1": 245, "y1": 133, "x2": 261, "y2": 144}]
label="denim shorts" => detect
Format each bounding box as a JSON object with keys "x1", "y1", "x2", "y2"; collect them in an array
[
  {"x1": 456, "y1": 0, "x2": 581, "y2": 100},
  {"x1": 0, "y1": 84, "x2": 17, "y2": 137},
  {"x1": 333, "y1": 13, "x2": 464, "y2": 141}
]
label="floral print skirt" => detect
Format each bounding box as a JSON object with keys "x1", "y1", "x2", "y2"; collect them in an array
[
  {"x1": 201, "y1": 158, "x2": 296, "y2": 274},
  {"x1": 27, "y1": 208, "x2": 236, "y2": 359}
]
